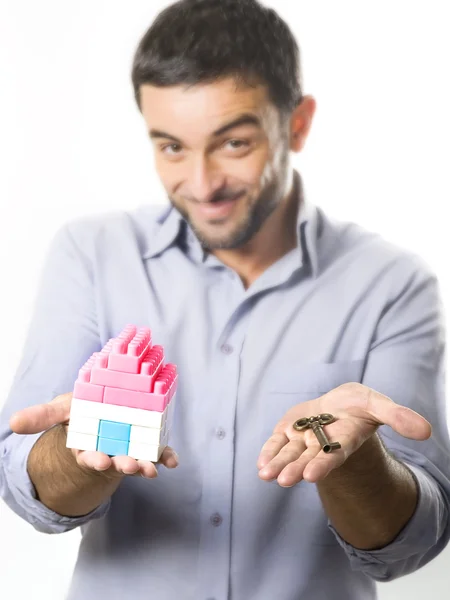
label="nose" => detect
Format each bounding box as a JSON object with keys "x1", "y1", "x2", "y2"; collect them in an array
[{"x1": 188, "y1": 156, "x2": 224, "y2": 203}]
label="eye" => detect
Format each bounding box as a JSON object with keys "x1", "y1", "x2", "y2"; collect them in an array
[
  {"x1": 226, "y1": 139, "x2": 249, "y2": 149},
  {"x1": 161, "y1": 143, "x2": 183, "y2": 155}
]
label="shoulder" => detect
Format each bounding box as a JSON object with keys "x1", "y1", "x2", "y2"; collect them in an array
[
  {"x1": 319, "y1": 208, "x2": 437, "y2": 286},
  {"x1": 52, "y1": 204, "x2": 171, "y2": 259}
]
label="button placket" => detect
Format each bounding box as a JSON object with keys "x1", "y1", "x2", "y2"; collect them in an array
[{"x1": 197, "y1": 326, "x2": 243, "y2": 599}]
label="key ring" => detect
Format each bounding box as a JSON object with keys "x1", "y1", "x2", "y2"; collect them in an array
[
  {"x1": 293, "y1": 413, "x2": 336, "y2": 430},
  {"x1": 292, "y1": 413, "x2": 341, "y2": 453}
]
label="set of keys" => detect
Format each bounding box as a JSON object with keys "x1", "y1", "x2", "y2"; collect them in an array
[{"x1": 293, "y1": 413, "x2": 341, "y2": 453}]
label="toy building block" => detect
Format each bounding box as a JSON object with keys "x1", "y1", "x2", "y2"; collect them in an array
[
  {"x1": 103, "y1": 364, "x2": 177, "y2": 411},
  {"x1": 129, "y1": 419, "x2": 168, "y2": 445},
  {"x1": 91, "y1": 345, "x2": 164, "y2": 393},
  {"x1": 68, "y1": 415, "x2": 100, "y2": 436},
  {"x1": 128, "y1": 435, "x2": 168, "y2": 462},
  {"x1": 73, "y1": 354, "x2": 105, "y2": 402},
  {"x1": 66, "y1": 431, "x2": 98, "y2": 452},
  {"x1": 70, "y1": 398, "x2": 168, "y2": 429},
  {"x1": 67, "y1": 324, "x2": 178, "y2": 463},
  {"x1": 107, "y1": 325, "x2": 152, "y2": 374}
]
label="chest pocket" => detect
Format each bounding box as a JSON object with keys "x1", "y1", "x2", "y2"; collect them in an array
[
  {"x1": 259, "y1": 359, "x2": 366, "y2": 436},
  {"x1": 269, "y1": 359, "x2": 365, "y2": 396}
]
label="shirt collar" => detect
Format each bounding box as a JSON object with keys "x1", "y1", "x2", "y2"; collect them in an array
[
  {"x1": 141, "y1": 204, "x2": 186, "y2": 259},
  {"x1": 294, "y1": 169, "x2": 320, "y2": 278},
  {"x1": 142, "y1": 169, "x2": 321, "y2": 278}
]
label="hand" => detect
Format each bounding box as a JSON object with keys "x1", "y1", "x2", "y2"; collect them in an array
[
  {"x1": 10, "y1": 393, "x2": 178, "y2": 479},
  {"x1": 257, "y1": 383, "x2": 431, "y2": 487}
]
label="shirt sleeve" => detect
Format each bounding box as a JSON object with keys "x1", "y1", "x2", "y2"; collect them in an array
[
  {"x1": 0, "y1": 223, "x2": 111, "y2": 533},
  {"x1": 328, "y1": 255, "x2": 450, "y2": 581}
]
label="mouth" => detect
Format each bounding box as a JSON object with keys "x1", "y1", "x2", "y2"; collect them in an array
[{"x1": 190, "y1": 191, "x2": 245, "y2": 221}]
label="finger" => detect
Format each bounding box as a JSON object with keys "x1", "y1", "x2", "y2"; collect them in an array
[
  {"x1": 10, "y1": 393, "x2": 72, "y2": 434},
  {"x1": 79, "y1": 453, "x2": 140, "y2": 476},
  {"x1": 258, "y1": 438, "x2": 306, "y2": 481},
  {"x1": 136, "y1": 460, "x2": 159, "y2": 479},
  {"x1": 110, "y1": 455, "x2": 141, "y2": 475},
  {"x1": 364, "y1": 387, "x2": 432, "y2": 440},
  {"x1": 77, "y1": 448, "x2": 177, "y2": 477},
  {"x1": 76, "y1": 450, "x2": 113, "y2": 472},
  {"x1": 131, "y1": 446, "x2": 178, "y2": 477},
  {"x1": 302, "y1": 436, "x2": 352, "y2": 483},
  {"x1": 158, "y1": 446, "x2": 179, "y2": 469},
  {"x1": 276, "y1": 444, "x2": 322, "y2": 487},
  {"x1": 257, "y1": 432, "x2": 291, "y2": 470}
]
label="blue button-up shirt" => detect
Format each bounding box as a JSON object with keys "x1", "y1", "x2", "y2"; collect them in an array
[{"x1": 1, "y1": 171, "x2": 449, "y2": 600}]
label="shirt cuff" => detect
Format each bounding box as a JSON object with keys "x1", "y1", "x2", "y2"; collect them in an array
[
  {"x1": 327, "y1": 462, "x2": 446, "y2": 567},
  {"x1": 2, "y1": 430, "x2": 110, "y2": 534}
]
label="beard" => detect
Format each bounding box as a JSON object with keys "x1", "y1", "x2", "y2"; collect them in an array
[{"x1": 169, "y1": 146, "x2": 291, "y2": 251}]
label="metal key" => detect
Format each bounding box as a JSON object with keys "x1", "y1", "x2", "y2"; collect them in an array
[{"x1": 293, "y1": 413, "x2": 341, "y2": 453}]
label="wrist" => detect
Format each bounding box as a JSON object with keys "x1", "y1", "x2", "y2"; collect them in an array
[
  {"x1": 321, "y1": 433, "x2": 392, "y2": 491},
  {"x1": 56, "y1": 424, "x2": 124, "y2": 484},
  {"x1": 344, "y1": 432, "x2": 388, "y2": 469}
]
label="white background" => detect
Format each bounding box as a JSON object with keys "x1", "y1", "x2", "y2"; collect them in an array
[{"x1": 0, "y1": 1, "x2": 449, "y2": 598}]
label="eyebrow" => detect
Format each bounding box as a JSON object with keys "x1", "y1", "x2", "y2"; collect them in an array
[{"x1": 148, "y1": 113, "x2": 262, "y2": 144}]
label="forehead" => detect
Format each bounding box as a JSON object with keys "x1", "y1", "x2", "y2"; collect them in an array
[{"x1": 139, "y1": 77, "x2": 276, "y2": 138}]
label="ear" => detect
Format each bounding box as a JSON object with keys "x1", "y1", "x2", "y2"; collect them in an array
[{"x1": 290, "y1": 95, "x2": 316, "y2": 152}]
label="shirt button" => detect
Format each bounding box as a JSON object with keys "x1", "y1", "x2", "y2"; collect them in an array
[
  {"x1": 220, "y1": 343, "x2": 233, "y2": 355},
  {"x1": 216, "y1": 427, "x2": 226, "y2": 440},
  {"x1": 210, "y1": 513, "x2": 223, "y2": 527}
]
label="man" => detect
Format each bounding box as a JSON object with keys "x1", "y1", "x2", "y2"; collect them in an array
[{"x1": 1, "y1": 0, "x2": 449, "y2": 598}]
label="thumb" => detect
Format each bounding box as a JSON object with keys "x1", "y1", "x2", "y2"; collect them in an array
[
  {"x1": 363, "y1": 388, "x2": 432, "y2": 441},
  {"x1": 10, "y1": 393, "x2": 72, "y2": 435}
]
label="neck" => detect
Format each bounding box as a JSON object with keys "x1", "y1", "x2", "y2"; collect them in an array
[{"x1": 212, "y1": 176, "x2": 300, "y2": 289}]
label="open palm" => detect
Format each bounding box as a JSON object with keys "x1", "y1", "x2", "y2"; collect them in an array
[
  {"x1": 257, "y1": 382, "x2": 431, "y2": 487},
  {"x1": 10, "y1": 393, "x2": 178, "y2": 479}
]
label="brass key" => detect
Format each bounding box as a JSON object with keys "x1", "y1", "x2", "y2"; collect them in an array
[{"x1": 293, "y1": 413, "x2": 341, "y2": 453}]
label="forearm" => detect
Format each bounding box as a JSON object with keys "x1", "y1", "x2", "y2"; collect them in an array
[
  {"x1": 317, "y1": 433, "x2": 418, "y2": 550},
  {"x1": 27, "y1": 424, "x2": 122, "y2": 517}
]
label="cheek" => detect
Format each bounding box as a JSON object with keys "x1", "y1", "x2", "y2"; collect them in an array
[
  {"x1": 259, "y1": 155, "x2": 278, "y2": 188},
  {"x1": 153, "y1": 158, "x2": 181, "y2": 195},
  {"x1": 226, "y1": 145, "x2": 271, "y2": 188},
  {"x1": 258, "y1": 138, "x2": 289, "y2": 189}
]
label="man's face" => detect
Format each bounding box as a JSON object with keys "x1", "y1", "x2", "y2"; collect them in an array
[{"x1": 140, "y1": 78, "x2": 291, "y2": 250}]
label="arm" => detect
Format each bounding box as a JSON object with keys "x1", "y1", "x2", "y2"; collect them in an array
[
  {"x1": 321, "y1": 260, "x2": 450, "y2": 579},
  {"x1": 258, "y1": 256, "x2": 450, "y2": 580},
  {"x1": 0, "y1": 224, "x2": 113, "y2": 532},
  {"x1": 316, "y1": 433, "x2": 418, "y2": 550},
  {"x1": 0, "y1": 223, "x2": 175, "y2": 531},
  {"x1": 14, "y1": 390, "x2": 175, "y2": 517},
  {"x1": 26, "y1": 419, "x2": 122, "y2": 517}
]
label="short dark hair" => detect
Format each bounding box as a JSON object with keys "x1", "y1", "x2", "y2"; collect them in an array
[{"x1": 131, "y1": 0, "x2": 303, "y2": 118}]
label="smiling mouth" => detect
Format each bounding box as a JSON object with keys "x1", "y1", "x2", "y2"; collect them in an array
[{"x1": 190, "y1": 191, "x2": 245, "y2": 220}]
